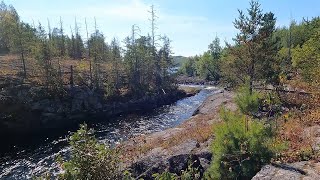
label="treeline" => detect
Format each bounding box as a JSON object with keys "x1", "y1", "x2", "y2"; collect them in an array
[
  {"x1": 180, "y1": 8, "x2": 320, "y2": 89},
  {"x1": 36, "y1": 1, "x2": 320, "y2": 179},
  {"x1": 179, "y1": 36, "x2": 222, "y2": 81},
  {"x1": 0, "y1": 2, "x2": 174, "y2": 97}
]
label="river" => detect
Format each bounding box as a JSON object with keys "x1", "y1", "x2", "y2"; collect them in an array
[{"x1": 0, "y1": 86, "x2": 220, "y2": 179}]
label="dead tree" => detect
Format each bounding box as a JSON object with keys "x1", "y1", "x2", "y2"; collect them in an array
[
  {"x1": 149, "y1": 5, "x2": 161, "y2": 89},
  {"x1": 17, "y1": 23, "x2": 26, "y2": 78},
  {"x1": 85, "y1": 18, "x2": 93, "y2": 87}
]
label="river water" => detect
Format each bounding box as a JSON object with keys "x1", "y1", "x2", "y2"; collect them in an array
[{"x1": 0, "y1": 86, "x2": 220, "y2": 179}]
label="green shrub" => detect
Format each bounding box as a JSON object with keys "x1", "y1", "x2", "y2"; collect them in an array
[
  {"x1": 152, "y1": 162, "x2": 201, "y2": 180},
  {"x1": 205, "y1": 109, "x2": 273, "y2": 179},
  {"x1": 235, "y1": 84, "x2": 260, "y2": 115},
  {"x1": 153, "y1": 172, "x2": 177, "y2": 180},
  {"x1": 260, "y1": 92, "x2": 282, "y2": 116},
  {"x1": 180, "y1": 164, "x2": 201, "y2": 180},
  {"x1": 58, "y1": 124, "x2": 122, "y2": 180},
  {"x1": 123, "y1": 171, "x2": 137, "y2": 180}
]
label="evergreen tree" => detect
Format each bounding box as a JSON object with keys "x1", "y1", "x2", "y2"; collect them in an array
[
  {"x1": 0, "y1": 1, "x2": 19, "y2": 53},
  {"x1": 292, "y1": 29, "x2": 320, "y2": 85},
  {"x1": 110, "y1": 38, "x2": 121, "y2": 91},
  {"x1": 158, "y1": 35, "x2": 173, "y2": 86},
  {"x1": 230, "y1": 0, "x2": 278, "y2": 93}
]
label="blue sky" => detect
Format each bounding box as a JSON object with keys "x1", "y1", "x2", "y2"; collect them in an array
[{"x1": 4, "y1": 0, "x2": 320, "y2": 56}]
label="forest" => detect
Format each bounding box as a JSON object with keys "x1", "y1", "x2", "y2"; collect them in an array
[
  {"x1": 1, "y1": 0, "x2": 320, "y2": 179},
  {"x1": 0, "y1": 1, "x2": 174, "y2": 99},
  {"x1": 180, "y1": 15, "x2": 320, "y2": 89}
]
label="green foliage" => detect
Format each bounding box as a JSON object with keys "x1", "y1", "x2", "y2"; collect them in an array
[
  {"x1": 273, "y1": 17, "x2": 320, "y2": 80},
  {"x1": 205, "y1": 109, "x2": 273, "y2": 179},
  {"x1": 124, "y1": 32, "x2": 174, "y2": 95},
  {"x1": 0, "y1": 1, "x2": 176, "y2": 98},
  {"x1": 180, "y1": 56, "x2": 198, "y2": 77},
  {"x1": 88, "y1": 30, "x2": 108, "y2": 62},
  {"x1": 292, "y1": 28, "x2": 320, "y2": 85},
  {"x1": 260, "y1": 92, "x2": 282, "y2": 116},
  {"x1": 123, "y1": 171, "x2": 136, "y2": 180},
  {"x1": 0, "y1": 1, "x2": 19, "y2": 53},
  {"x1": 179, "y1": 37, "x2": 222, "y2": 81},
  {"x1": 172, "y1": 56, "x2": 188, "y2": 67},
  {"x1": 225, "y1": 0, "x2": 279, "y2": 90},
  {"x1": 196, "y1": 36, "x2": 222, "y2": 81},
  {"x1": 152, "y1": 162, "x2": 202, "y2": 180},
  {"x1": 196, "y1": 51, "x2": 220, "y2": 81},
  {"x1": 235, "y1": 84, "x2": 260, "y2": 115},
  {"x1": 180, "y1": 164, "x2": 201, "y2": 180},
  {"x1": 58, "y1": 124, "x2": 122, "y2": 180},
  {"x1": 153, "y1": 172, "x2": 177, "y2": 180}
]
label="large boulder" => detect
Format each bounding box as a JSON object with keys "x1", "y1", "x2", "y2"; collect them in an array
[
  {"x1": 129, "y1": 152, "x2": 212, "y2": 179},
  {"x1": 252, "y1": 161, "x2": 320, "y2": 180}
]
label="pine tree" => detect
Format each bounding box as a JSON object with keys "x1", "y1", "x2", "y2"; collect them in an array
[
  {"x1": 0, "y1": 1, "x2": 19, "y2": 53},
  {"x1": 110, "y1": 38, "x2": 121, "y2": 91},
  {"x1": 231, "y1": 0, "x2": 278, "y2": 94}
]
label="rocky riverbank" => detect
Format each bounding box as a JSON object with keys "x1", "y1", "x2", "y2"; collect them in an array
[
  {"x1": 176, "y1": 75, "x2": 217, "y2": 85},
  {"x1": 120, "y1": 90, "x2": 236, "y2": 179},
  {"x1": 0, "y1": 85, "x2": 193, "y2": 136},
  {"x1": 119, "y1": 87, "x2": 320, "y2": 179}
]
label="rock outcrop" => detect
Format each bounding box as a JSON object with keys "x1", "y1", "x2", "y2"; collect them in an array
[
  {"x1": 253, "y1": 161, "x2": 320, "y2": 180},
  {"x1": 0, "y1": 85, "x2": 187, "y2": 135},
  {"x1": 129, "y1": 152, "x2": 212, "y2": 180},
  {"x1": 122, "y1": 91, "x2": 236, "y2": 179}
]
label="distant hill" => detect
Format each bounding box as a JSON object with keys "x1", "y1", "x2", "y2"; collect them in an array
[{"x1": 172, "y1": 56, "x2": 188, "y2": 67}]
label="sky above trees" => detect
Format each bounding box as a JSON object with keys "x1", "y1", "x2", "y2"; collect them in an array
[{"x1": 4, "y1": 0, "x2": 320, "y2": 56}]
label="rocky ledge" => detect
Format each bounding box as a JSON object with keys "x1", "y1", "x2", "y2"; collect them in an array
[
  {"x1": 0, "y1": 85, "x2": 189, "y2": 135},
  {"x1": 120, "y1": 90, "x2": 236, "y2": 179},
  {"x1": 253, "y1": 161, "x2": 320, "y2": 180}
]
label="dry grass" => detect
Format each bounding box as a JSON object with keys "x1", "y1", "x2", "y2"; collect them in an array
[
  {"x1": 0, "y1": 54, "x2": 122, "y2": 87},
  {"x1": 274, "y1": 79, "x2": 320, "y2": 163},
  {"x1": 117, "y1": 113, "x2": 218, "y2": 165},
  {"x1": 161, "y1": 114, "x2": 215, "y2": 149}
]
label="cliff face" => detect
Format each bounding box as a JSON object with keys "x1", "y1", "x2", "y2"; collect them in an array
[{"x1": 0, "y1": 84, "x2": 187, "y2": 135}]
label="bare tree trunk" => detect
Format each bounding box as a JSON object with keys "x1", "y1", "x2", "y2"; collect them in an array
[
  {"x1": 17, "y1": 23, "x2": 27, "y2": 78},
  {"x1": 21, "y1": 50, "x2": 26, "y2": 78},
  {"x1": 70, "y1": 26, "x2": 75, "y2": 59},
  {"x1": 70, "y1": 65, "x2": 74, "y2": 88},
  {"x1": 249, "y1": 48, "x2": 255, "y2": 95},
  {"x1": 149, "y1": 5, "x2": 161, "y2": 89},
  {"x1": 85, "y1": 18, "x2": 93, "y2": 87}
]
